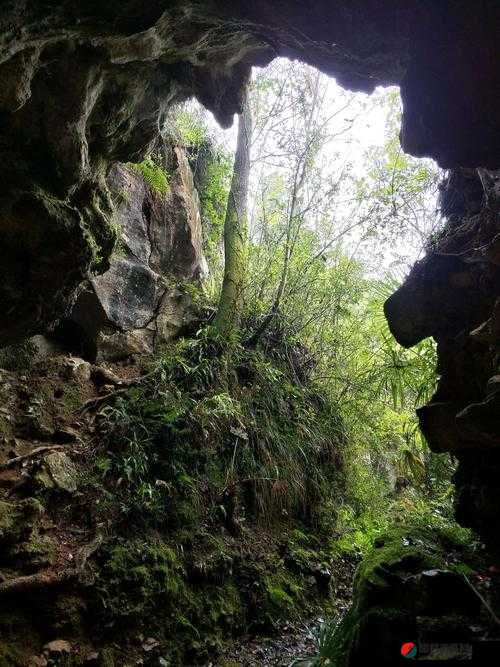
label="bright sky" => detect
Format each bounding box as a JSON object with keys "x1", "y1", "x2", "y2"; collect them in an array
[
  {"x1": 186, "y1": 59, "x2": 441, "y2": 279},
  {"x1": 203, "y1": 71, "x2": 390, "y2": 165}
]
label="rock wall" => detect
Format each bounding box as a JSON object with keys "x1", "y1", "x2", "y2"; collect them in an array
[
  {"x1": 66, "y1": 147, "x2": 206, "y2": 361},
  {"x1": 385, "y1": 169, "x2": 500, "y2": 548}
]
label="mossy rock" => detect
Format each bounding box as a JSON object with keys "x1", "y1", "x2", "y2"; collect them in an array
[
  {"x1": 14, "y1": 529, "x2": 57, "y2": 569},
  {"x1": 35, "y1": 451, "x2": 79, "y2": 493},
  {"x1": 0, "y1": 500, "x2": 17, "y2": 542},
  {"x1": 329, "y1": 523, "x2": 481, "y2": 667},
  {"x1": 0, "y1": 339, "x2": 37, "y2": 372},
  {"x1": 0, "y1": 498, "x2": 43, "y2": 546}
]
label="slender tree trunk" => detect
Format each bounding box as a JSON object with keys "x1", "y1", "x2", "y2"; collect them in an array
[
  {"x1": 213, "y1": 87, "x2": 252, "y2": 335},
  {"x1": 246, "y1": 159, "x2": 304, "y2": 346},
  {"x1": 247, "y1": 71, "x2": 321, "y2": 347}
]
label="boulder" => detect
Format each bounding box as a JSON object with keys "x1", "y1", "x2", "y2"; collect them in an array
[
  {"x1": 67, "y1": 150, "x2": 206, "y2": 361},
  {"x1": 331, "y1": 526, "x2": 482, "y2": 667},
  {"x1": 417, "y1": 402, "x2": 474, "y2": 453},
  {"x1": 43, "y1": 640, "x2": 71, "y2": 656},
  {"x1": 36, "y1": 452, "x2": 79, "y2": 493},
  {"x1": 456, "y1": 393, "x2": 500, "y2": 448}
]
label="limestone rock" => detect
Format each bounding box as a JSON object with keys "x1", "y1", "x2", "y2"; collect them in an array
[
  {"x1": 469, "y1": 298, "x2": 500, "y2": 345},
  {"x1": 36, "y1": 452, "x2": 79, "y2": 493},
  {"x1": 43, "y1": 640, "x2": 71, "y2": 655},
  {"x1": 456, "y1": 393, "x2": 500, "y2": 448},
  {"x1": 384, "y1": 165, "x2": 500, "y2": 547},
  {"x1": 384, "y1": 254, "x2": 483, "y2": 348},
  {"x1": 67, "y1": 154, "x2": 204, "y2": 361},
  {"x1": 487, "y1": 375, "x2": 500, "y2": 395},
  {"x1": 332, "y1": 527, "x2": 481, "y2": 667},
  {"x1": 29, "y1": 336, "x2": 65, "y2": 361},
  {"x1": 15, "y1": 530, "x2": 57, "y2": 570},
  {"x1": 0, "y1": 498, "x2": 43, "y2": 545},
  {"x1": 0, "y1": 3, "x2": 498, "y2": 345},
  {"x1": 417, "y1": 402, "x2": 474, "y2": 453}
]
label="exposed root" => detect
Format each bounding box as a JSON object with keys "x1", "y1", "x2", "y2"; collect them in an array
[
  {"x1": 78, "y1": 389, "x2": 129, "y2": 414},
  {"x1": 91, "y1": 366, "x2": 156, "y2": 388},
  {"x1": 463, "y1": 574, "x2": 500, "y2": 628},
  {"x1": 0, "y1": 570, "x2": 73, "y2": 597},
  {"x1": 0, "y1": 445, "x2": 66, "y2": 471},
  {"x1": 79, "y1": 371, "x2": 155, "y2": 413}
]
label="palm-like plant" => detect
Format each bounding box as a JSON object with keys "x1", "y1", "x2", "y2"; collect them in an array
[{"x1": 290, "y1": 619, "x2": 340, "y2": 666}]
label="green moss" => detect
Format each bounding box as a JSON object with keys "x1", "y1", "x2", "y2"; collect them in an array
[
  {"x1": 16, "y1": 529, "x2": 56, "y2": 568},
  {"x1": 287, "y1": 544, "x2": 316, "y2": 572},
  {"x1": 0, "y1": 339, "x2": 36, "y2": 371},
  {"x1": 267, "y1": 585, "x2": 295, "y2": 610},
  {"x1": 97, "y1": 536, "x2": 242, "y2": 662},
  {"x1": 0, "y1": 499, "x2": 42, "y2": 544},
  {"x1": 128, "y1": 157, "x2": 170, "y2": 195},
  {"x1": 353, "y1": 531, "x2": 440, "y2": 609},
  {"x1": 327, "y1": 522, "x2": 480, "y2": 666},
  {"x1": 262, "y1": 570, "x2": 305, "y2": 625},
  {"x1": 0, "y1": 501, "x2": 16, "y2": 541},
  {"x1": 102, "y1": 539, "x2": 186, "y2": 620},
  {"x1": 59, "y1": 383, "x2": 86, "y2": 412}
]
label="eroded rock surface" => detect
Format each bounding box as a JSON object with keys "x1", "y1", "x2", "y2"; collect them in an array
[
  {"x1": 67, "y1": 147, "x2": 205, "y2": 360},
  {"x1": 385, "y1": 169, "x2": 500, "y2": 548},
  {"x1": 331, "y1": 524, "x2": 490, "y2": 667}
]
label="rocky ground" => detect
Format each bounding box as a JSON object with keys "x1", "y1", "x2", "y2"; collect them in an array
[
  {"x1": 213, "y1": 570, "x2": 354, "y2": 667},
  {"x1": 0, "y1": 345, "x2": 357, "y2": 666},
  {"x1": 211, "y1": 618, "x2": 321, "y2": 667}
]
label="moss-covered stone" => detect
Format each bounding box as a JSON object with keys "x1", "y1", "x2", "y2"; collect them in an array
[
  {"x1": 89, "y1": 526, "x2": 334, "y2": 665},
  {"x1": 0, "y1": 500, "x2": 16, "y2": 542},
  {"x1": 329, "y1": 523, "x2": 483, "y2": 667},
  {"x1": 35, "y1": 451, "x2": 79, "y2": 493},
  {"x1": 15, "y1": 529, "x2": 57, "y2": 569},
  {"x1": 0, "y1": 498, "x2": 43, "y2": 546}
]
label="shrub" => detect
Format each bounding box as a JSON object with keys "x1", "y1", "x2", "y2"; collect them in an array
[{"x1": 94, "y1": 326, "x2": 346, "y2": 530}]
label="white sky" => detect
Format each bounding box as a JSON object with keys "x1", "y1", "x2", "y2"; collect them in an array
[{"x1": 186, "y1": 59, "x2": 441, "y2": 279}]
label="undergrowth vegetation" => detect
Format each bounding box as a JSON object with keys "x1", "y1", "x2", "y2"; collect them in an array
[
  {"x1": 96, "y1": 325, "x2": 346, "y2": 534},
  {"x1": 88, "y1": 328, "x2": 354, "y2": 663}
]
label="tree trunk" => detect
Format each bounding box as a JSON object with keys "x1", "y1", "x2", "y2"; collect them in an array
[
  {"x1": 246, "y1": 71, "x2": 321, "y2": 347},
  {"x1": 213, "y1": 86, "x2": 252, "y2": 335}
]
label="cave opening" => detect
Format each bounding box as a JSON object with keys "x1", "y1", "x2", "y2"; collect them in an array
[{"x1": 0, "y1": 3, "x2": 498, "y2": 665}]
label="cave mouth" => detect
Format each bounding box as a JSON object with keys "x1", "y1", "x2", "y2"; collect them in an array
[{"x1": 0, "y1": 3, "x2": 499, "y2": 665}]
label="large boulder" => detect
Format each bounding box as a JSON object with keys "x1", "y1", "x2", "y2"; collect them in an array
[
  {"x1": 330, "y1": 525, "x2": 483, "y2": 667},
  {"x1": 66, "y1": 148, "x2": 206, "y2": 361}
]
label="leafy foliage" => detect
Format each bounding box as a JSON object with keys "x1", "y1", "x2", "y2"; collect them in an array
[
  {"x1": 128, "y1": 155, "x2": 170, "y2": 195},
  {"x1": 93, "y1": 60, "x2": 465, "y2": 662},
  {"x1": 162, "y1": 65, "x2": 454, "y2": 560},
  {"x1": 95, "y1": 327, "x2": 346, "y2": 530}
]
